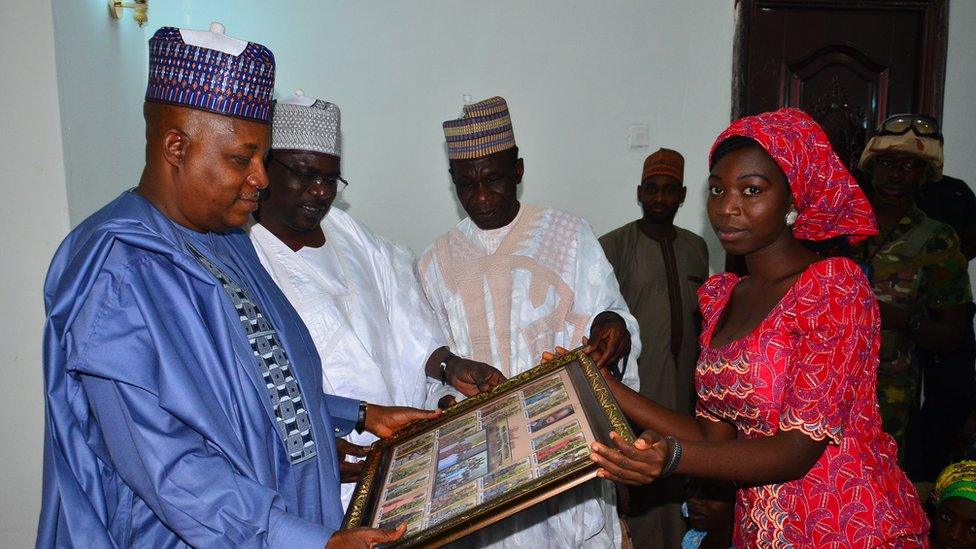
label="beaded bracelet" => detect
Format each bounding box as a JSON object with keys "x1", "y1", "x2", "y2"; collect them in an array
[{"x1": 661, "y1": 436, "x2": 682, "y2": 477}]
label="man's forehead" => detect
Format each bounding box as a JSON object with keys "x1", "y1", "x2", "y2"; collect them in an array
[
  {"x1": 641, "y1": 175, "x2": 682, "y2": 188},
  {"x1": 272, "y1": 149, "x2": 338, "y2": 161},
  {"x1": 271, "y1": 150, "x2": 340, "y2": 171},
  {"x1": 450, "y1": 151, "x2": 514, "y2": 172},
  {"x1": 195, "y1": 112, "x2": 270, "y2": 146},
  {"x1": 877, "y1": 151, "x2": 925, "y2": 162}
]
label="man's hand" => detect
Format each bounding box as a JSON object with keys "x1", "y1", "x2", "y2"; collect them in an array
[
  {"x1": 364, "y1": 404, "x2": 441, "y2": 438},
  {"x1": 588, "y1": 430, "x2": 668, "y2": 485},
  {"x1": 437, "y1": 395, "x2": 458, "y2": 410},
  {"x1": 326, "y1": 524, "x2": 407, "y2": 548},
  {"x1": 446, "y1": 357, "x2": 505, "y2": 397},
  {"x1": 336, "y1": 438, "x2": 370, "y2": 483},
  {"x1": 584, "y1": 311, "x2": 631, "y2": 370}
]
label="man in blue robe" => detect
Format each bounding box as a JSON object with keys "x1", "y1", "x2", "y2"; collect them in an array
[{"x1": 37, "y1": 24, "x2": 432, "y2": 548}]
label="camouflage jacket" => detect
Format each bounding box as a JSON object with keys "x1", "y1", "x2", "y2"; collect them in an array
[{"x1": 852, "y1": 204, "x2": 971, "y2": 376}]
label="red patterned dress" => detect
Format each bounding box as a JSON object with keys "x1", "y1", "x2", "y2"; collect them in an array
[{"x1": 695, "y1": 257, "x2": 929, "y2": 548}]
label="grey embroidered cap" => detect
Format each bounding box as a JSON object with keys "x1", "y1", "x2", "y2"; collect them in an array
[{"x1": 271, "y1": 89, "x2": 341, "y2": 156}]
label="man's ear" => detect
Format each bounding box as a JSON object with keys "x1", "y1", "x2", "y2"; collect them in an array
[
  {"x1": 162, "y1": 129, "x2": 189, "y2": 167},
  {"x1": 678, "y1": 186, "x2": 687, "y2": 205},
  {"x1": 514, "y1": 157, "x2": 524, "y2": 185}
]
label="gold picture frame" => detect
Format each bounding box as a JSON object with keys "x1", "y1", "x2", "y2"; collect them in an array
[{"x1": 342, "y1": 347, "x2": 634, "y2": 547}]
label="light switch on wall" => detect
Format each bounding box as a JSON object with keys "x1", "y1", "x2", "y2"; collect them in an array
[{"x1": 628, "y1": 124, "x2": 649, "y2": 148}]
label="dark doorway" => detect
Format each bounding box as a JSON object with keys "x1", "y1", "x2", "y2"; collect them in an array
[
  {"x1": 726, "y1": 0, "x2": 948, "y2": 272},
  {"x1": 733, "y1": 0, "x2": 948, "y2": 172}
]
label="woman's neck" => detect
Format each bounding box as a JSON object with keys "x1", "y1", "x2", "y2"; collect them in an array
[{"x1": 743, "y1": 233, "x2": 819, "y2": 283}]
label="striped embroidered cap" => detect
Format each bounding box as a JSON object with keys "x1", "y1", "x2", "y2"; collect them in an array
[
  {"x1": 642, "y1": 148, "x2": 684, "y2": 184},
  {"x1": 271, "y1": 90, "x2": 340, "y2": 156},
  {"x1": 145, "y1": 24, "x2": 276, "y2": 123},
  {"x1": 443, "y1": 96, "x2": 516, "y2": 160}
]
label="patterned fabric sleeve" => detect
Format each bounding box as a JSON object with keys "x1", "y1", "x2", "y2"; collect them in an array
[
  {"x1": 413, "y1": 250, "x2": 465, "y2": 408},
  {"x1": 778, "y1": 258, "x2": 877, "y2": 444},
  {"x1": 695, "y1": 398, "x2": 726, "y2": 424},
  {"x1": 694, "y1": 272, "x2": 739, "y2": 423},
  {"x1": 917, "y1": 224, "x2": 973, "y2": 309},
  {"x1": 695, "y1": 272, "x2": 739, "y2": 347}
]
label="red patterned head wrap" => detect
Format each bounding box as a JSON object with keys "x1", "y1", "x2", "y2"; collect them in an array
[{"x1": 709, "y1": 108, "x2": 878, "y2": 244}]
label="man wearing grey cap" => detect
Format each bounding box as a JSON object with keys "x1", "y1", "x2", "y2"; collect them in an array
[
  {"x1": 250, "y1": 91, "x2": 506, "y2": 509},
  {"x1": 38, "y1": 25, "x2": 428, "y2": 548}
]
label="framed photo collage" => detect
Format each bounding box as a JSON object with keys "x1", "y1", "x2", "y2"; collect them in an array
[{"x1": 342, "y1": 348, "x2": 633, "y2": 547}]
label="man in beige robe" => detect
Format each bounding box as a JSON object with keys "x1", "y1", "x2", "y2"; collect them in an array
[
  {"x1": 600, "y1": 148, "x2": 709, "y2": 548},
  {"x1": 418, "y1": 96, "x2": 641, "y2": 548}
]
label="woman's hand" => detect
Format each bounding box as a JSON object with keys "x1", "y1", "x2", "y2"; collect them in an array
[
  {"x1": 541, "y1": 342, "x2": 616, "y2": 384},
  {"x1": 588, "y1": 430, "x2": 669, "y2": 485},
  {"x1": 540, "y1": 346, "x2": 571, "y2": 363},
  {"x1": 364, "y1": 405, "x2": 441, "y2": 439}
]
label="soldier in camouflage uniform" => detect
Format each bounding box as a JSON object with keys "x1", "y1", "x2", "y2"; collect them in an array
[{"x1": 852, "y1": 117, "x2": 972, "y2": 461}]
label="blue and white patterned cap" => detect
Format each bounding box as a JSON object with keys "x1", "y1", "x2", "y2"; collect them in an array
[
  {"x1": 443, "y1": 96, "x2": 516, "y2": 160},
  {"x1": 146, "y1": 23, "x2": 276, "y2": 123},
  {"x1": 271, "y1": 90, "x2": 341, "y2": 157}
]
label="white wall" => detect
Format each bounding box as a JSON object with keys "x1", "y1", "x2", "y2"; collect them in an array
[
  {"x1": 0, "y1": 0, "x2": 70, "y2": 546},
  {"x1": 943, "y1": 0, "x2": 976, "y2": 179},
  {"x1": 51, "y1": 2, "x2": 976, "y2": 272},
  {"x1": 127, "y1": 0, "x2": 737, "y2": 271},
  {"x1": 52, "y1": 0, "x2": 147, "y2": 224},
  {"x1": 943, "y1": 0, "x2": 976, "y2": 290}
]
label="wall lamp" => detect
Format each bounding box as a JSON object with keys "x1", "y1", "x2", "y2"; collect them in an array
[{"x1": 109, "y1": 0, "x2": 148, "y2": 26}]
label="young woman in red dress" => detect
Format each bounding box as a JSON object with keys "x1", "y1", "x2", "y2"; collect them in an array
[{"x1": 586, "y1": 109, "x2": 929, "y2": 547}]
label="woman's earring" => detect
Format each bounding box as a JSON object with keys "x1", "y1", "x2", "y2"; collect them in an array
[{"x1": 785, "y1": 209, "x2": 799, "y2": 227}]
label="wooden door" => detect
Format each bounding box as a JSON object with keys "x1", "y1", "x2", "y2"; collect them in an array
[
  {"x1": 726, "y1": 0, "x2": 948, "y2": 273},
  {"x1": 733, "y1": 0, "x2": 948, "y2": 172}
]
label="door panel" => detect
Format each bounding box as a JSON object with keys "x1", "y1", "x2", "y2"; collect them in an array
[
  {"x1": 734, "y1": 0, "x2": 947, "y2": 172},
  {"x1": 726, "y1": 0, "x2": 948, "y2": 273}
]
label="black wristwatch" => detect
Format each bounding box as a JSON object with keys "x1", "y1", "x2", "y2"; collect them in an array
[
  {"x1": 355, "y1": 401, "x2": 368, "y2": 434},
  {"x1": 439, "y1": 352, "x2": 455, "y2": 386}
]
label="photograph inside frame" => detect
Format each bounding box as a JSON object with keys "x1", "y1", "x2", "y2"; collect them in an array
[{"x1": 343, "y1": 348, "x2": 633, "y2": 547}]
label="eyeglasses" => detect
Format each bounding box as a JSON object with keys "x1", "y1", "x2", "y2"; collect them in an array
[
  {"x1": 876, "y1": 114, "x2": 943, "y2": 142},
  {"x1": 270, "y1": 156, "x2": 349, "y2": 193}
]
